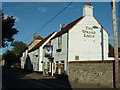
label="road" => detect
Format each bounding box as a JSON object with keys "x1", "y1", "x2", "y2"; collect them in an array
[{"x1": 2, "y1": 67, "x2": 73, "y2": 90}]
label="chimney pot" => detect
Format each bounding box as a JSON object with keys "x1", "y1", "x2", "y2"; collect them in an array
[
  {"x1": 62, "y1": 24, "x2": 65, "y2": 29},
  {"x1": 84, "y1": 3, "x2": 92, "y2": 6},
  {"x1": 34, "y1": 34, "x2": 37, "y2": 40}
]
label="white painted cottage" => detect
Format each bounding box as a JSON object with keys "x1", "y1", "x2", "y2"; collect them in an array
[
  {"x1": 51, "y1": 3, "x2": 109, "y2": 75},
  {"x1": 21, "y1": 32, "x2": 57, "y2": 72},
  {"x1": 20, "y1": 34, "x2": 43, "y2": 71}
]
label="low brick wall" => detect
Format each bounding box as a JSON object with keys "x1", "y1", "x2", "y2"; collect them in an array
[{"x1": 68, "y1": 60, "x2": 120, "y2": 88}]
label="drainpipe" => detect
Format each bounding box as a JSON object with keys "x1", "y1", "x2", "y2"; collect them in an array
[
  {"x1": 42, "y1": 48, "x2": 45, "y2": 76},
  {"x1": 38, "y1": 48, "x2": 40, "y2": 72},
  {"x1": 51, "y1": 46, "x2": 54, "y2": 76},
  {"x1": 101, "y1": 26, "x2": 104, "y2": 61},
  {"x1": 66, "y1": 31, "x2": 69, "y2": 75}
]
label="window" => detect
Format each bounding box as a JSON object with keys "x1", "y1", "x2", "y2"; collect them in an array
[
  {"x1": 75, "y1": 56, "x2": 79, "y2": 60},
  {"x1": 56, "y1": 61, "x2": 59, "y2": 73},
  {"x1": 58, "y1": 36, "x2": 62, "y2": 49},
  {"x1": 60, "y1": 61, "x2": 64, "y2": 74}
]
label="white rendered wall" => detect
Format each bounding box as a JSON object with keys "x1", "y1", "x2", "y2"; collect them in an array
[
  {"x1": 30, "y1": 49, "x2": 39, "y2": 71},
  {"x1": 68, "y1": 16, "x2": 108, "y2": 62},
  {"x1": 51, "y1": 33, "x2": 68, "y2": 74},
  {"x1": 38, "y1": 47, "x2": 43, "y2": 72},
  {"x1": 83, "y1": 5, "x2": 93, "y2": 16},
  {"x1": 38, "y1": 32, "x2": 57, "y2": 72},
  {"x1": 21, "y1": 50, "x2": 28, "y2": 69}
]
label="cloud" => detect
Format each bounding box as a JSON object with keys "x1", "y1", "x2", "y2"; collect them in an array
[
  {"x1": 4, "y1": 14, "x2": 20, "y2": 22},
  {"x1": 14, "y1": 16, "x2": 20, "y2": 22},
  {"x1": 4, "y1": 14, "x2": 9, "y2": 19},
  {"x1": 37, "y1": 7, "x2": 47, "y2": 12}
]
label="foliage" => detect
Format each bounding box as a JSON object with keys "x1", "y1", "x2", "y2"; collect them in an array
[
  {"x1": 2, "y1": 41, "x2": 27, "y2": 68},
  {"x1": 0, "y1": 55, "x2": 2, "y2": 60},
  {"x1": 109, "y1": 43, "x2": 114, "y2": 48},
  {"x1": 2, "y1": 50, "x2": 17, "y2": 67},
  {"x1": 10, "y1": 41, "x2": 27, "y2": 57},
  {"x1": 2, "y1": 13, "x2": 19, "y2": 48}
]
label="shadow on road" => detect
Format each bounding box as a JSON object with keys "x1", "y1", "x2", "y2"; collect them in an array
[{"x1": 2, "y1": 67, "x2": 73, "y2": 89}]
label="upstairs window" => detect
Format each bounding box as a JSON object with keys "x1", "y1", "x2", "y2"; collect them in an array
[{"x1": 58, "y1": 36, "x2": 62, "y2": 49}]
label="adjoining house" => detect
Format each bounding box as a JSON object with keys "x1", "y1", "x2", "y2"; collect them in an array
[
  {"x1": 20, "y1": 32, "x2": 57, "y2": 72},
  {"x1": 109, "y1": 46, "x2": 120, "y2": 58},
  {"x1": 20, "y1": 34, "x2": 44, "y2": 71},
  {"x1": 42, "y1": 42, "x2": 53, "y2": 76},
  {"x1": 50, "y1": 3, "x2": 109, "y2": 75}
]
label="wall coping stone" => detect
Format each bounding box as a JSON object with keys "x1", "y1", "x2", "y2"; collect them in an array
[{"x1": 69, "y1": 60, "x2": 120, "y2": 63}]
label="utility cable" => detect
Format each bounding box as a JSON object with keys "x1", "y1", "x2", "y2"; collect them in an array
[{"x1": 23, "y1": 2, "x2": 72, "y2": 43}]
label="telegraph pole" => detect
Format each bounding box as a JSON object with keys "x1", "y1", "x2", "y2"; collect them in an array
[{"x1": 111, "y1": 0, "x2": 119, "y2": 88}]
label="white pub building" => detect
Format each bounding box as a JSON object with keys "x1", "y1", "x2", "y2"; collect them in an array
[
  {"x1": 50, "y1": 3, "x2": 108, "y2": 75},
  {"x1": 21, "y1": 3, "x2": 110, "y2": 76}
]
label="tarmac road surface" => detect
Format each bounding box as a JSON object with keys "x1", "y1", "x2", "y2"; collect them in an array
[{"x1": 2, "y1": 67, "x2": 72, "y2": 90}]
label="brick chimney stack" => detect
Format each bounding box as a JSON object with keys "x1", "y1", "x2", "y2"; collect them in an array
[
  {"x1": 62, "y1": 24, "x2": 65, "y2": 28},
  {"x1": 34, "y1": 34, "x2": 37, "y2": 40},
  {"x1": 33, "y1": 34, "x2": 43, "y2": 40},
  {"x1": 60, "y1": 24, "x2": 65, "y2": 31}
]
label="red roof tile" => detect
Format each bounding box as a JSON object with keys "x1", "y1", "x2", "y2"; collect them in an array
[
  {"x1": 28, "y1": 32, "x2": 56, "y2": 52},
  {"x1": 84, "y1": 3, "x2": 92, "y2": 6},
  {"x1": 52, "y1": 16, "x2": 84, "y2": 39},
  {"x1": 28, "y1": 35, "x2": 43, "y2": 47},
  {"x1": 34, "y1": 34, "x2": 44, "y2": 40}
]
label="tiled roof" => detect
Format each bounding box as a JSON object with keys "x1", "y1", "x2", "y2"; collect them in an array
[
  {"x1": 34, "y1": 34, "x2": 44, "y2": 40},
  {"x1": 28, "y1": 31, "x2": 56, "y2": 52},
  {"x1": 28, "y1": 35, "x2": 43, "y2": 47},
  {"x1": 52, "y1": 16, "x2": 84, "y2": 39}
]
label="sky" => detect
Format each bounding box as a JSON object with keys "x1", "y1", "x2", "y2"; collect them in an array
[{"x1": 1, "y1": 2, "x2": 120, "y2": 54}]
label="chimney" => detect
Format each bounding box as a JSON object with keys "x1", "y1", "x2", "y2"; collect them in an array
[
  {"x1": 60, "y1": 24, "x2": 65, "y2": 31},
  {"x1": 34, "y1": 34, "x2": 37, "y2": 40},
  {"x1": 83, "y1": 3, "x2": 93, "y2": 16}
]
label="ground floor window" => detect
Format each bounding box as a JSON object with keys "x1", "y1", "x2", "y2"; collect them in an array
[
  {"x1": 60, "y1": 61, "x2": 64, "y2": 74},
  {"x1": 55, "y1": 61, "x2": 59, "y2": 73},
  {"x1": 54, "y1": 61, "x2": 65, "y2": 74}
]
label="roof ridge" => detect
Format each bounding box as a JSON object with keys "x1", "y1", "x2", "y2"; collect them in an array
[
  {"x1": 52, "y1": 16, "x2": 84, "y2": 39},
  {"x1": 28, "y1": 31, "x2": 57, "y2": 52}
]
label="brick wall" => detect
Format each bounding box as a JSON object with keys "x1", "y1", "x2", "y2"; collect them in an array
[{"x1": 68, "y1": 60, "x2": 120, "y2": 88}]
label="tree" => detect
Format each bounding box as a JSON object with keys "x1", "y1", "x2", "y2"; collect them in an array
[
  {"x1": 109, "y1": 43, "x2": 114, "y2": 48},
  {"x1": 10, "y1": 41, "x2": 27, "y2": 57},
  {"x1": 2, "y1": 13, "x2": 19, "y2": 48},
  {"x1": 2, "y1": 50, "x2": 17, "y2": 67},
  {"x1": 2, "y1": 41, "x2": 27, "y2": 68}
]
